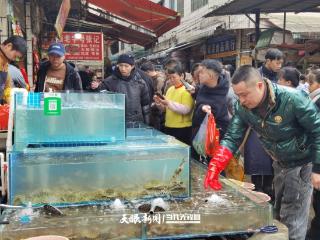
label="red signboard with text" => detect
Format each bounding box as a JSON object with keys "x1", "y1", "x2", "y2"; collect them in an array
[{"x1": 61, "y1": 32, "x2": 103, "y2": 61}]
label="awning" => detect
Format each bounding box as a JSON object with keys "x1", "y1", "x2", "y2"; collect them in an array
[
  {"x1": 205, "y1": 0, "x2": 320, "y2": 17},
  {"x1": 255, "y1": 29, "x2": 275, "y2": 49},
  {"x1": 260, "y1": 13, "x2": 320, "y2": 33},
  {"x1": 85, "y1": 12, "x2": 157, "y2": 47},
  {"x1": 277, "y1": 40, "x2": 320, "y2": 52},
  {"x1": 170, "y1": 41, "x2": 203, "y2": 51},
  {"x1": 146, "y1": 40, "x2": 204, "y2": 60},
  {"x1": 87, "y1": 0, "x2": 180, "y2": 37}
]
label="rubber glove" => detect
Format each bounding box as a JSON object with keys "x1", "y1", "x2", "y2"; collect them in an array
[{"x1": 204, "y1": 146, "x2": 233, "y2": 190}]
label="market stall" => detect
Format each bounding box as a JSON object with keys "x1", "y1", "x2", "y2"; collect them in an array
[{"x1": 0, "y1": 92, "x2": 276, "y2": 239}]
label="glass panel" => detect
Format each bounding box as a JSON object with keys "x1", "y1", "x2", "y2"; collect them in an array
[
  {"x1": 177, "y1": 0, "x2": 184, "y2": 17},
  {"x1": 1, "y1": 207, "x2": 141, "y2": 239},
  {"x1": 145, "y1": 160, "x2": 273, "y2": 238},
  {"x1": 14, "y1": 92, "x2": 125, "y2": 149},
  {"x1": 2, "y1": 160, "x2": 272, "y2": 239},
  {"x1": 169, "y1": 0, "x2": 175, "y2": 10},
  {"x1": 191, "y1": 0, "x2": 208, "y2": 12},
  {"x1": 9, "y1": 137, "x2": 190, "y2": 206}
]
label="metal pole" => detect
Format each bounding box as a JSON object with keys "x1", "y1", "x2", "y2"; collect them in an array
[
  {"x1": 236, "y1": 29, "x2": 241, "y2": 68},
  {"x1": 0, "y1": 0, "x2": 9, "y2": 41},
  {"x1": 25, "y1": 0, "x2": 33, "y2": 88},
  {"x1": 255, "y1": 10, "x2": 260, "y2": 68},
  {"x1": 283, "y1": 12, "x2": 286, "y2": 44},
  {"x1": 255, "y1": 10, "x2": 260, "y2": 44}
]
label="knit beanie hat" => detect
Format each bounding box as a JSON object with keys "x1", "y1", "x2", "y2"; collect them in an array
[{"x1": 117, "y1": 54, "x2": 135, "y2": 65}]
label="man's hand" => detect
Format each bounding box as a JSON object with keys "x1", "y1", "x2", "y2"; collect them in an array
[
  {"x1": 202, "y1": 105, "x2": 211, "y2": 114},
  {"x1": 91, "y1": 81, "x2": 100, "y2": 89},
  {"x1": 204, "y1": 146, "x2": 233, "y2": 190},
  {"x1": 312, "y1": 173, "x2": 320, "y2": 190}
]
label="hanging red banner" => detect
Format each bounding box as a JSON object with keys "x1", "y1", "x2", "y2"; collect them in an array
[{"x1": 61, "y1": 32, "x2": 103, "y2": 61}]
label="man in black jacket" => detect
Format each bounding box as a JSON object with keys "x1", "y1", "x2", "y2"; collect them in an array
[
  {"x1": 93, "y1": 54, "x2": 151, "y2": 125},
  {"x1": 258, "y1": 48, "x2": 283, "y2": 83},
  {"x1": 191, "y1": 59, "x2": 230, "y2": 162},
  {"x1": 35, "y1": 42, "x2": 82, "y2": 92}
]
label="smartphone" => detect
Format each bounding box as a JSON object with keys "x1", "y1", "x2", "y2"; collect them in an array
[
  {"x1": 155, "y1": 92, "x2": 165, "y2": 100},
  {"x1": 180, "y1": 79, "x2": 194, "y2": 90}
]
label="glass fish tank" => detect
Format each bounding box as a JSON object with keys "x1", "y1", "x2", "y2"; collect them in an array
[
  {"x1": 126, "y1": 124, "x2": 169, "y2": 140},
  {"x1": 144, "y1": 160, "x2": 273, "y2": 238},
  {"x1": 0, "y1": 205, "x2": 142, "y2": 240},
  {"x1": 1, "y1": 161, "x2": 273, "y2": 240},
  {"x1": 8, "y1": 135, "x2": 190, "y2": 206},
  {"x1": 14, "y1": 92, "x2": 125, "y2": 150}
]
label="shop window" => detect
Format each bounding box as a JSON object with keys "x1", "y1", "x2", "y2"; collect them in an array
[
  {"x1": 111, "y1": 41, "x2": 119, "y2": 55},
  {"x1": 177, "y1": 0, "x2": 184, "y2": 17},
  {"x1": 191, "y1": 0, "x2": 208, "y2": 12},
  {"x1": 169, "y1": 0, "x2": 175, "y2": 10}
]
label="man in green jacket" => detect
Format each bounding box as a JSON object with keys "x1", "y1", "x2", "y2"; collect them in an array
[{"x1": 204, "y1": 65, "x2": 320, "y2": 240}]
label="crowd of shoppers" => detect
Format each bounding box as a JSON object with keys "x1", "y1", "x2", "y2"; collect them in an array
[{"x1": 2, "y1": 36, "x2": 320, "y2": 240}]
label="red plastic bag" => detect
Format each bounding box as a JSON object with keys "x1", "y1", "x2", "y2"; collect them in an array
[
  {"x1": 205, "y1": 113, "x2": 220, "y2": 157},
  {"x1": 0, "y1": 104, "x2": 9, "y2": 130}
]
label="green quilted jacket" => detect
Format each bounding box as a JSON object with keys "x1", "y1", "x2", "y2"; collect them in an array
[{"x1": 221, "y1": 79, "x2": 320, "y2": 173}]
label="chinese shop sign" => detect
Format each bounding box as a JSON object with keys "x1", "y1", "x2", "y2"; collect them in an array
[
  {"x1": 61, "y1": 32, "x2": 103, "y2": 61},
  {"x1": 206, "y1": 35, "x2": 237, "y2": 58}
]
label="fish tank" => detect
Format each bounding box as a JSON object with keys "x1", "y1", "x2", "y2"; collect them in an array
[
  {"x1": 8, "y1": 135, "x2": 190, "y2": 206},
  {"x1": 126, "y1": 124, "x2": 168, "y2": 140},
  {"x1": 144, "y1": 160, "x2": 273, "y2": 239},
  {"x1": 1, "y1": 161, "x2": 273, "y2": 240},
  {"x1": 14, "y1": 92, "x2": 125, "y2": 150},
  {"x1": 0, "y1": 205, "x2": 142, "y2": 240}
]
